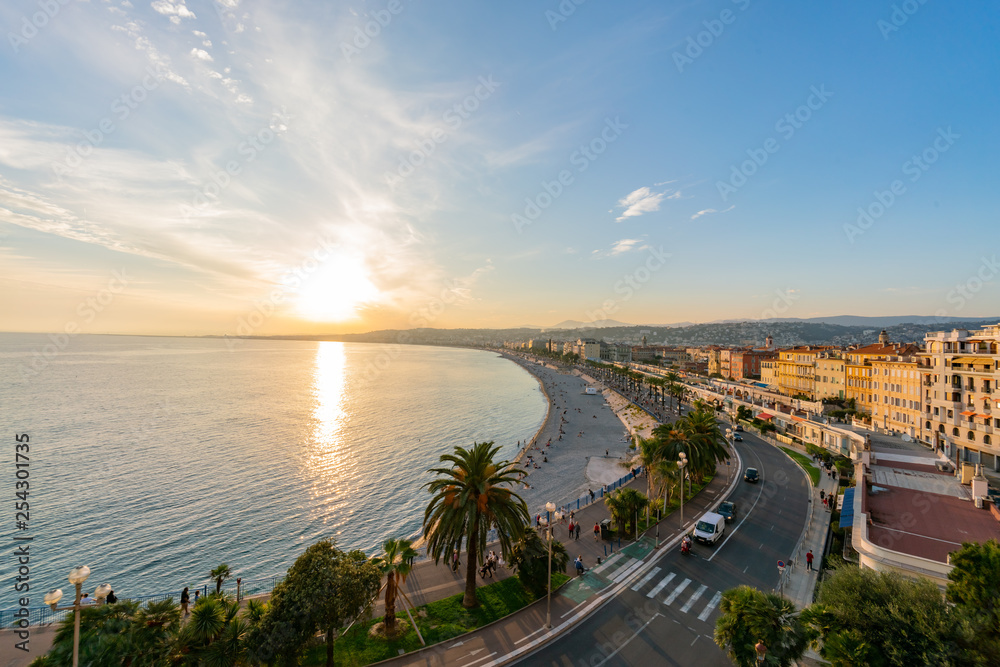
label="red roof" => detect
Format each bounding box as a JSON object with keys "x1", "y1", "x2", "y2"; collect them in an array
[{"x1": 757, "y1": 413, "x2": 774, "y2": 420}]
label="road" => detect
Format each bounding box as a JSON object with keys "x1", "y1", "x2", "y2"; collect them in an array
[{"x1": 515, "y1": 431, "x2": 810, "y2": 666}]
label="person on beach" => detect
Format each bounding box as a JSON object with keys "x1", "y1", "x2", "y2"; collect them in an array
[{"x1": 180, "y1": 587, "x2": 190, "y2": 617}]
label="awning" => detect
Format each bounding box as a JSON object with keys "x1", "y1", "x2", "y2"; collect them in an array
[
  {"x1": 950, "y1": 357, "x2": 983, "y2": 364},
  {"x1": 961, "y1": 410, "x2": 976, "y2": 417},
  {"x1": 839, "y1": 488, "x2": 856, "y2": 528},
  {"x1": 792, "y1": 416, "x2": 806, "y2": 422},
  {"x1": 756, "y1": 413, "x2": 774, "y2": 420}
]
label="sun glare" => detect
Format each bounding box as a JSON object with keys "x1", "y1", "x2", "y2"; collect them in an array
[{"x1": 295, "y1": 256, "x2": 380, "y2": 322}]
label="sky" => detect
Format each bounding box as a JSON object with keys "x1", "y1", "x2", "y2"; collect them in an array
[{"x1": 1, "y1": 0, "x2": 998, "y2": 336}]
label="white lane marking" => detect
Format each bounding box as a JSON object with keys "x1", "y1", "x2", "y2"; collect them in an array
[
  {"x1": 591, "y1": 613, "x2": 663, "y2": 666},
  {"x1": 513, "y1": 625, "x2": 547, "y2": 644},
  {"x1": 646, "y1": 572, "x2": 675, "y2": 598},
  {"x1": 611, "y1": 558, "x2": 643, "y2": 583},
  {"x1": 631, "y1": 566, "x2": 661, "y2": 592},
  {"x1": 680, "y1": 584, "x2": 708, "y2": 613},
  {"x1": 698, "y1": 591, "x2": 723, "y2": 621},
  {"x1": 663, "y1": 578, "x2": 691, "y2": 606},
  {"x1": 592, "y1": 553, "x2": 622, "y2": 575},
  {"x1": 706, "y1": 446, "x2": 766, "y2": 563},
  {"x1": 458, "y1": 651, "x2": 497, "y2": 667},
  {"x1": 743, "y1": 565, "x2": 749, "y2": 573}
]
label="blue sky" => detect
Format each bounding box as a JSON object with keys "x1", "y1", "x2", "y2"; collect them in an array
[{"x1": 1, "y1": 0, "x2": 997, "y2": 335}]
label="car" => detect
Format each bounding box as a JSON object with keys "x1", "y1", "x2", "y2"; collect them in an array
[
  {"x1": 717, "y1": 501, "x2": 737, "y2": 522},
  {"x1": 734, "y1": 424, "x2": 743, "y2": 431},
  {"x1": 692, "y1": 511, "x2": 727, "y2": 545},
  {"x1": 744, "y1": 467, "x2": 759, "y2": 483},
  {"x1": 733, "y1": 434, "x2": 743, "y2": 441}
]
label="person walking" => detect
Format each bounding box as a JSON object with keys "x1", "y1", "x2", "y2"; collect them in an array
[
  {"x1": 568, "y1": 521, "x2": 574, "y2": 538},
  {"x1": 575, "y1": 555, "x2": 585, "y2": 576},
  {"x1": 452, "y1": 548, "x2": 461, "y2": 572},
  {"x1": 594, "y1": 522, "x2": 600, "y2": 541},
  {"x1": 806, "y1": 550, "x2": 814, "y2": 571},
  {"x1": 180, "y1": 587, "x2": 190, "y2": 617},
  {"x1": 575, "y1": 523, "x2": 581, "y2": 540}
]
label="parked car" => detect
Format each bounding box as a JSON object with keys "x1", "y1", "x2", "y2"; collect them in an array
[
  {"x1": 717, "y1": 501, "x2": 737, "y2": 522},
  {"x1": 744, "y1": 467, "x2": 759, "y2": 483}
]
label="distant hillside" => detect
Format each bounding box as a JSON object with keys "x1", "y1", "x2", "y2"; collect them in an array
[
  {"x1": 258, "y1": 317, "x2": 1000, "y2": 349},
  {"x1": 759, "y1": 315, "x2": 999, "y2": 327}
]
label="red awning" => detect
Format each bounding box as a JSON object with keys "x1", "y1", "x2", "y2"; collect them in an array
[
  {"x1": 757, "y1": 413, "x2": 774, "y2": 420},
  {"x1": 792, "y1": 416, "x2": 806, "y2": 422},
  {"x1": 960, "y1": 410, "x2": 976, "y2": 416}
]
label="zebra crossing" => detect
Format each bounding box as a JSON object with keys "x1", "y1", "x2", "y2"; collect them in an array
[{"x1": 633, "y1": 570, "x2": 724, "y2": 622}]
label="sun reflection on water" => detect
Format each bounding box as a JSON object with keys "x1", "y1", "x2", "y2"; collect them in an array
[{"x1": 307, "y1": 342, "x2": 349, "y2": 514}]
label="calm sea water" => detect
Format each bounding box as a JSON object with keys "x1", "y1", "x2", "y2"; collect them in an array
[{"x1": 0, "y1": 335, "x2": 546, "y2": 608}]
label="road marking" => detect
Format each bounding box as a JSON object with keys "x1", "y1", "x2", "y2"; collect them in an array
[
  {"x1": 458, "y1": 651, "x2": 496, "y2": 667},
  {"x1": 612, "y1": 558, "x2": 643, "y2": 583},
  {"x1": 590, "y1": 613, "x2": 663, "y2": 666},
  {"x1": 698, "y1": 591, "x2": 723, "y2": 621},
  {"x1": 743, "y1": 565, "x2": 749, "y2": 573},
  {"x1": 647, "y1": 572, "x2": 675, "y2": 598},
  {"x1": 759, "y1": 544, "x2": 763, "y2": 550},
  {"x1": 690, "y1": 635, "x2": 699, "y2": 646},
  {"x1": 592, "y1": 553, "x2": 622, "y2": 575},
  {"x1": 663, "y1": 578, "x2": 691, "y2": 606},
  {"x1": 631, "y1": 566, "x2": 661, "y2": 591},
  {"x1": 513, "y1": 625, "x2": 547, "y2": 644},
  {"x1": 706, "y1": 446, "x2": 766, "y2": 562},
  {"x1": 680, "y1": 584, "x2": 708, "y2": 613}
]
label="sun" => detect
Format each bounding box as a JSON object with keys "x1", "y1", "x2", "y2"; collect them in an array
[{"x1": 295, "y1": 256, "x2": 380, "y2": 322}]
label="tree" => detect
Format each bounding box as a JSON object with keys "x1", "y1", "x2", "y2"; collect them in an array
[
  {"x1": 248, "y1": 541, "x2": 382, "y2": 667},
  {"x1": 808, "y1": 564, "x2": 964, "y2": 667},
  {"x1": 603, "y1": 487, "x2": 649, "y2": 537},
  {"x1": 664, "y1": 372, "x2": 679, "y2": 410},
  {"x1": 423, "y1": 441, "x2": 529, "y2": 608},
  {"x1": 736, "y1": 405, "x2": 753, "y2": 422},
  {"x1": 176, "y1": 593, "x2": 250, "y2": 666},
  {"x1": 713, "y1": 586, "x2": 809, "y2": 667},
  {"x1": 947, "y1": 539, "x2": 1000, "y2": 664},
  {"x1": 376, "y1": 537, "x2": 419, "y2": 637},
  {"x1": 210, "y1": 563, "x2": 232, "y2": 594},
  {"x1": 679, "y1": 409, "x2": 731, "y2": 482},
  {"x1": 507, "y1": 527, "x2": 569, "y2": 597}
]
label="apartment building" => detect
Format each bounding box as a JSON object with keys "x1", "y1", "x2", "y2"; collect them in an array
[
  {"x1": 814, "y1": 352, "x2": 846, "y2": 400},
  {"x1": 921, "y1": 325, "x2": 1000, "y2": 468},
  {"x1": 730, "y1": 349, "x2": 778, "y2": 381},
  {"x1": 869, "y1": 354, "x2": 923, "y2": 438},
  {"x1": 777, "y1": 346, "x2": 838, "y2": 399},
  {"x1": 845, "y1": 331, "x2": 920, "y2": 417},
  {"x1": 760, "y1": 357, "x2": 780, "y2": 389},
  {"x1": 706, "y1": 347, "x2": 722, "y2": 376}
]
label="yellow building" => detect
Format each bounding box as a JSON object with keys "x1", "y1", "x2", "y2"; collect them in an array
[
  {"x1": 777, "y1": 346, "x2": 838, "y2": 399},
  {"x1": 920, "y1": 324, "x2": 1000, "y2": 469},
  {"x1": 869, "y1": 355, "x2": 923, "y2": 438},
  {"x1": 845, "y1": 331, "x2": 920, "y2": 422},
  {"x1": 760, "y1": 357, "x2": 780, "y2": 389},
  {"x1": 814, "y1": 353, "x2": 846, "y2": 400}
]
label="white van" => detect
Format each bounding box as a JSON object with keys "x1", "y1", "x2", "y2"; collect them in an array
[{"x1": 692, "y1": 511, "x2": 726, "y2": 545}]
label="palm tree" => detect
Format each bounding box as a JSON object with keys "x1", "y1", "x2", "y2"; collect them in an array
[
  {"x1": 423, "y1": 441, "x2": 530, "y2": 608},
  {"x1": 664, "y1": 371, "x2": 680, "y2": 410},
  {"x1": 210, "y1": 563, "x2": 232, "y2": 594},
  {"x1": 508, "y1": 527, "x2": 570, "y2": 597},
  {"x1": 376, "y1": 538, "x2": 419, "y2": 637},
  {"x1": 604, "y1": 487, "x2": 649, "y2": 537},
  {"x1": 714, "y1": 585, "x2": 809, "y2": 667},
  {"x1": 679, "y1": 409, "x2": 731, "y2": 482}
]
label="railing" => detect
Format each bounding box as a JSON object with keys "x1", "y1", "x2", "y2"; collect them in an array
[{"x1": 1, "y1": 573, "x2": 285, "y2": 629}]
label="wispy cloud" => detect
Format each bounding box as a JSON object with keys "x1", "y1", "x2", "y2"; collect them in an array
[
  {"x1": 614, "y1": 185, "x2": 679, "y2": 222},
  {"x1": 690, "y1": 205, "x2": 734, "y2": 220},
  {"x1": 591, "y1": 238, "x2": 650, "y2": 258}
]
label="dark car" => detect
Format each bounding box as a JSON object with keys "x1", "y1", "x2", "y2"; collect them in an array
[
  {"x1": 733, "y1": 433, "x2": 743, "y2": 441},
  {"x1": 734, "y1": 424, "x2": 743, "y2": 432},
  {"x1": 744, "y1": 467, "x2": 759, "y2": 483},
  {"x1": 717, "y1": 501, "x2": 737, "y2": 522}
]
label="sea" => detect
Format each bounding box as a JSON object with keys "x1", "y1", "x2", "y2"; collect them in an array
[{"x1": 0, "y1": 334, "x2": 547, "y2": 608}]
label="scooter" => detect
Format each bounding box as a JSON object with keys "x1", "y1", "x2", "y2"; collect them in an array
[{"x1": 681, "y1": 537, "x2": 692, "y2": 556}]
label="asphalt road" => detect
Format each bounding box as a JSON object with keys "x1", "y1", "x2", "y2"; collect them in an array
[{"x1": 516, "y1": 431, "x2": 810, "y2": 666}]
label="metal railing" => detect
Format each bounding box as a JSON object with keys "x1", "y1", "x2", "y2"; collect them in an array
[{"x1": 1, "y1": 573, "x2": 284, "y2": 629}]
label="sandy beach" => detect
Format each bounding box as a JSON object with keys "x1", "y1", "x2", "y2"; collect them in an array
[{"x1": 500, "y1": 354, "x2": 662, "y2": 516}]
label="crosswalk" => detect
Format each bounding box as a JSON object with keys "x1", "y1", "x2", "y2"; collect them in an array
[
  {"x1": 584, "y1": 552, "x2": 725, "y2": 623},
  {"x1": 634, "y1": 570, "x2": 723, "y2": 623}
]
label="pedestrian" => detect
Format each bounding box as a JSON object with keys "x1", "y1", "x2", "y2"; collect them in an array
[
  {"x1": 594, "y1": 522, "x2": 600, "y2": 541},
  {"x1": 568, "y1": 521, "x2": 574, "y2": 537},
  {"x1": 806, "y1": 550, "x2": 814, "y2": 571},
  {"x1": 535, "y1": 514, "x2": 541, "y2": 527},
  {"x1": 575, "y1": 555, "x2": 585, "y2": 576},
  {"x1": 193, "y1": 589, "x2": 200, "y2": 605},
  {"x1": 180, "y1": 587, "x2": 190, "y2": 617},
  {"x1": 819, "y1": 489, "x2": 825, "y2": 501},
  {"x1": 105, "y1": 590, "x2": 117, "y2": 605},
  {"x1": 452, "y1": 548, "x2": 460, "y2": 571},
  {"x1": 575, "y1": 523, "x2": 581, "y2": 540}
]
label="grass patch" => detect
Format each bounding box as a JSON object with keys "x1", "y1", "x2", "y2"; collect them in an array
[
  {"x1": 780, "y1": 447, "x2": 821, "y2": 486},
  {"x1": 303, "y1": 573, "x2": 570, "y2": 666}
]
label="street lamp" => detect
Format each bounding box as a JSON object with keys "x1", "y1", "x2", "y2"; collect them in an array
[
  {"x1": 755, "y1": 639, "x2": 767, "y2": 664},
  {"x1": 677, "y1": 453, "x2": 688, "y2": 528},
  {"x1": 44, "y1": 566, "x2": 112, "y2": 667},
  {"x1": 545, "y1": 501, "x2": 558, "y2": 629}
]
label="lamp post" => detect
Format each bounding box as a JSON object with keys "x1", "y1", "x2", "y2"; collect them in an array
[
  {"x1": 726, "y1": 428, "x2": 734, "y2": 480},
  {"x1": 545, "y1": 501, "x2": 557, "y2": 629},
  {"x1": 755, "y1": 639, "x2": 767, "y2": 664},
  {"x1": 677, "y1": 453, "x2": 688, "y2": 529},
  {"x1": 43, "y1": 566, "x2": 112, "y2": 667}
]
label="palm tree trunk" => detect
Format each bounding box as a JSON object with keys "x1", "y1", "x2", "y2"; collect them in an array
[
  {"x1": 462, "y1": 524, "x2": 479, "y2": 608},
  {"x1": 385, "y1": 575, "x2": 397, "y2": 635}
]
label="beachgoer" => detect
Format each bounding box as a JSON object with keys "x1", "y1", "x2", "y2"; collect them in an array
[{"x1": 180, "y1": 587, "x2": 190, "y2": 617}]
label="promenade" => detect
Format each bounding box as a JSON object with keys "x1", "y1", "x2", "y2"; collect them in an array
[{"x1": 1, "y1": 358, "x2": 833, "y2": 667}]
